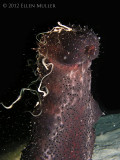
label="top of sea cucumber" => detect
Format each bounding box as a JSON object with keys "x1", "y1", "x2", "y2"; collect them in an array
[{"x1": 37, "y1": 22, "x2": 100, "y2": 65}]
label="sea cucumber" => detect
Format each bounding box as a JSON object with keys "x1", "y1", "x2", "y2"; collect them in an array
[{"x1": 20, "y1": 22, "x2": 102, "y2": 160}]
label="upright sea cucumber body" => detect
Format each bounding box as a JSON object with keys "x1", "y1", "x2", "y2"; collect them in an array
[{"x1": 21, "y1": 24, "x2": 102, "y2": 160}]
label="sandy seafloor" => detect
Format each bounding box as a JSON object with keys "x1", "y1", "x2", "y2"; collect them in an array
[
  {"x1": 0, "y1": 114, "x2": 120, "y2": 160},
  {"x1": 92, "y1": 114, "x2": 120, "y2": 160}
]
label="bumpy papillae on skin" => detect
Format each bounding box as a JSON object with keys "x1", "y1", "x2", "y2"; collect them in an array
[{"x1": 21, "y1": 24, "x2": 102, "y2": 160}]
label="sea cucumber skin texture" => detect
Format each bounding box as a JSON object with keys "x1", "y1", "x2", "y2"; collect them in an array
[{"x1": 21, "y1": 26, "x2": 102, "y2": 160}]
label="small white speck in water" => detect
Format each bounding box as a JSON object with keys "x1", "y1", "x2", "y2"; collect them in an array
[{"x1": 63, "y1": 56, "x2": 67, "y2": 60}]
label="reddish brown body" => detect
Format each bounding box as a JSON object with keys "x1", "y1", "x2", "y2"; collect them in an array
[{"x1": 21, "y1": 23, "x2": 102, "y2": 160}]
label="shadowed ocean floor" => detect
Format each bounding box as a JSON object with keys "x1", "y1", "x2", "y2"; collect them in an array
[
  {"x1": 0, "y1": 114, "x2": 120, "y2": 160},
  {"x1": 92, "y1": 114, "x2": 120, "y2": 160}
]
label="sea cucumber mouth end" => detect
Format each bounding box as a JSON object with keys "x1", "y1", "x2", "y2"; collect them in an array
[{"x1": 36, "y1": 23, "x2": 100, "y2": 66}]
